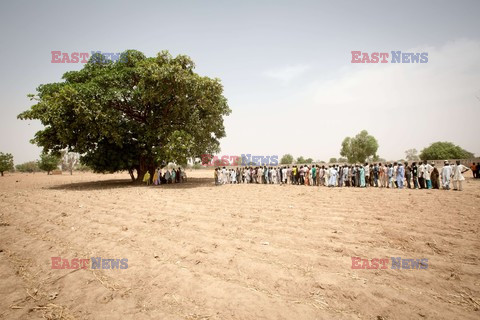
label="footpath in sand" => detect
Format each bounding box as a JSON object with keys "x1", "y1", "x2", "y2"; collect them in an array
[{"x1": 0, "y1": 171, "x2": 479, "y2": 319}]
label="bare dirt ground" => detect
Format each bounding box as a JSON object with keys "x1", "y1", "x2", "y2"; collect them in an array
[{"x1": 0, "y1": 170, "x2": 479, "y2": 319}]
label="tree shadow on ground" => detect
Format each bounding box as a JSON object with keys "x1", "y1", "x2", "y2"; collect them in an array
[{"x1": 49, "y1": 177, "x2": 214, "y2": 191}]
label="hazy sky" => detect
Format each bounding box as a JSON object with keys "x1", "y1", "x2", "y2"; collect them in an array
[{"x1": 1, "y1": 0, "x2": 479, "y2": 164}]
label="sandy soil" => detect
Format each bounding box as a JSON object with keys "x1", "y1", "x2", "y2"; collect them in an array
[{"x1": 0, "y1": 170, "x2": 479, "y2": 319}]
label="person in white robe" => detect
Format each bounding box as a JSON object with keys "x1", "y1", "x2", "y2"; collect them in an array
[
  {"x1": 271, "y1": 167, "x2": 277, "y2": 184},
  {"x1": 324, "y1": 167, "x2": 330, "y2": 187},
  {"x1": 222, "y1": 167, "x2": 228, "y2": 184},
  {"x1": 441, "y1": 161, "x2": 452, "y2": 190},
  {"x1": 451, "y1": 160, "x2": 469, "y2": 191},
  {"x1": 328, "y1": 166, "x2": 337, "y2": 187}
]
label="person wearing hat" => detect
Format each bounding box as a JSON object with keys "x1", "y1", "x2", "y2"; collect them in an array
[{"x1": 441, "y1": 161, "x2": 452, "y2": 190}]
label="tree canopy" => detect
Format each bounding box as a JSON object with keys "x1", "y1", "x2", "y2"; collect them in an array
[
  {"x1": 280, "y1": 154, "x2": 294, "y2": 165},
  {"x1": 296, "y1": 156, "x2": 306, "y2": 164},
  {"x1": 405, "y1": 148, "x2": 420, "y2": 161},
  {"x1": 18, "y1": 50, "x2": 231, "y2": 181},
  {"x1": 340, "y1": 130, "x2": 379, "y2": 163},
  {"x1": 0, "y1": 152, "x2": 14, "y2": 176},
  {"x1": 38, "y1": 152, "x2": 61, "y2": 174},
  {"x1": 16, "y1": 161, "x2": 41, "y2": 173},
  {"x1": 419, "y1": 142, "x2": 474, "y2": 160}
]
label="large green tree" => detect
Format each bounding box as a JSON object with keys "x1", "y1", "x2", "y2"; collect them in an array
[
  {"x1": 280, "y1": 154, "x2": 293, "y2": 164},
  {"x1": 419, "y1": 142, "x2": 474, "y2": 160},
  {"x1": 0, "y1": 152, "x2": 14, "y2": 176},
  {"x1": 340, "y1": 130, "x2": 379, "y2": 163},
  {"x1": 18, "y1": 50, "x2": 231, "y2": 182}
]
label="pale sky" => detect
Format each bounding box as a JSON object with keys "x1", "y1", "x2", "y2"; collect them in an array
[{"x1": 1, "y1": 0, "x2": 479, "y2": 164}]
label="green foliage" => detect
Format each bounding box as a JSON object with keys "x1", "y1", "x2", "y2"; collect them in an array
[
  {"x1": 38, "y1": 152, "x2": 61, "y2": 174},
  {"x1": 419, "y1": 142, "x2": 474, "y2": 160},
  {"x1": 328, "y1": 157, "x2": 337, "y2": 163},
  {"x1": 338, "y1": 157, "x2": 347, "y2": 163},
  {"x1": 280, "y1": 154, "x2": 294, "y2": 165},
  {"x1": 405, "y1": 148, "x2": 420, "y2": 161},
  {"x1": 18, "y1": 50, "x2": 231, "y2": 182},
  {"x1": 296, "y1": 156, "x2": 306, "y2": 164},
  {"x1": 340, "y1": 130, "x2": 379, "y2": 163},
  {"x1": 304, "y1": 158, "x2": 313, "y2": 164},
  {"x1": 15, "y1": 161, "x2": 41, "y2": 173},
  {"x1": 0, "y1": 152, "x2": 14, "y2": 176},
  {"x1": 75, "y1": 163, "x2": 91, "y2": 172}
]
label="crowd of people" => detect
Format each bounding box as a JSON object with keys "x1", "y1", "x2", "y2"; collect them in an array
[
  {"x1": 143, "y1": 167, "x2": 186, "y2": 185},
  {"x1": 214, "y1": 160, "x2": 472, "y2": 191}
]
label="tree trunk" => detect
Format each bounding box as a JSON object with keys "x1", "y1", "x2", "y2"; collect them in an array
[
  {"x1": 128, "y1": 168, "x2": 135, "y2": 182},
  {"x1": 135, "y1": 157, "x2": 155, "y2": 184},
  {"x1": 0, "y1": 171, "x2": 4, "y2": 176}
]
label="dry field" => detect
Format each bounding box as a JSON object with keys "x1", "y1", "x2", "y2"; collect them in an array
[{"x1": 0, "y1": 170, "x2": 479, "y2": 319}]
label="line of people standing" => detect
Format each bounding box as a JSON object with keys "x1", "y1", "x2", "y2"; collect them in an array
[{"x1": 214, "y1": 160, "x2": 470, "y2": 191}]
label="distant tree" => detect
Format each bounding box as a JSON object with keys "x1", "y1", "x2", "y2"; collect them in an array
[
  {"x1": 405, "y1": 148, "x2": 420, "y2": 161},
  {"x1": 419, "y1": 142, "x2": 474, "y2": 160},
  {"x1": 0, "y1": 152, "x2": 14, "y2": 176},
  {"x1": 305, "y1": 158, "x2": 313, "y2": 164},
  {"x1": 340, "y1": 130, "x2": 379, "y2": 163},
  {"x1": 338, "y1": 157, "x2": 347, "y2": 163},
  {"x1": 16, "y1": 161, "x2": 40, "y2": 173},
  {"x1": 62, "y1": 152, "x2": 79, "y2": 175},
  {"x1": 296, "y1": 156, "x2": 306, "y2": 164},
  {"x1": 329, "y1": 157, "x2": 337, "y2": 163},
  {"x1": 38, "y1": 152, "x2": 61, "y2": 174},
  {"x1": 280, "y1": 154, "x2": 294, "y2": 164}
]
